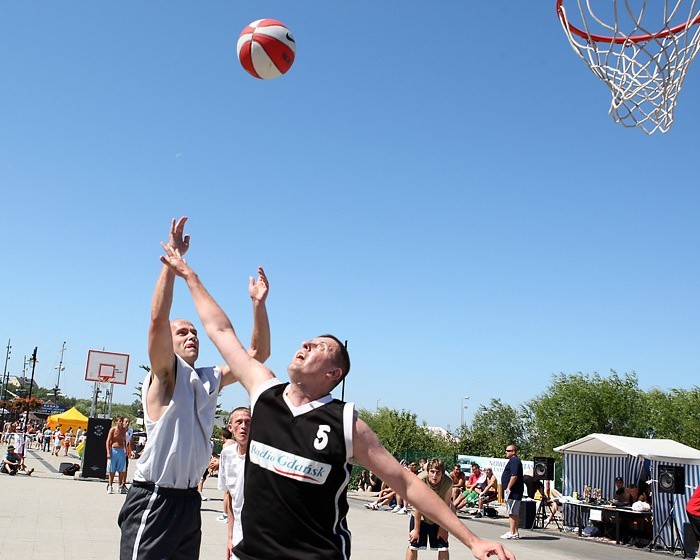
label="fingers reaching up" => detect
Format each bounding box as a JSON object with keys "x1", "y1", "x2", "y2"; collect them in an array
[
  {"x1": 249, "y1": 266, "x2": 269, "y2": 304},
  {"x1": 169, "y1": 216, "x2": 190, "y2": 256},
  {"x1": 160, "y1": 242, "x2": 191, "y2": 278}
]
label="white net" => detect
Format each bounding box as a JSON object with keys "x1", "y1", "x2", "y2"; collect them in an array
[{"x1": 558, "y1": 0, "x2": 700, "y2": 134}]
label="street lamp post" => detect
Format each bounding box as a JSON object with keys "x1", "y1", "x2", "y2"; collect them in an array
[
  {"x1": 24, "y1": 347, "x2": 37, "y2": 425},
  {"x1": 53, "y1": 342, "x2": 66, "y2": 405},
  {"x1": 0, "y1": 339, "x2": 10, "y2": 427},
  {"x1": 460, "y1": 395, "x2": 470, "y2": 427}
]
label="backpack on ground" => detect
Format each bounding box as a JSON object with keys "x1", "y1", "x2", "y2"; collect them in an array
[{"x1": 61, "y1": 463, "x2": 80, "y2": 476}]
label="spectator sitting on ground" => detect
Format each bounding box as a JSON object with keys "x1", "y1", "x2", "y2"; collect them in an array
[
  {"x1": 456, "y1": 463, "x2": 486, "y2": 511},
  {"x1": 365, "y1": 480, "x2": 397, "y2": 510},
  {"x1": 449, "y1": 464, "x2": 467, "y2": 507},
  {"x1": 391, "y1": 492, "x2": 409, "y2": 515},
  {"x1": 368, "y1": 470, "x2": 382, "y2": 493},
  {"x1": 474, "y1": 467, "x2": 499, "y2": 517},
  {"x1": 2, "y1": 444, "x2": 34, "y2": 475},
  {"x1": 357, "y1": 469, "x2": 370, "y2": 492},
  {"x1": 389, "y1": 462, "x2": 413, "y2": 514}
]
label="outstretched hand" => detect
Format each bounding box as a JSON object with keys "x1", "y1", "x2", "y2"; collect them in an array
[
  {"x1": 470, "y1": 538, "x2": 516, "y2": 560},
  {"x1": 249, "y1": 266, "x2": 269, "y2": 304},
  {"x1": 160, "y1": 243, "x2": 192, "y2": 278},
  {"x1": 168, "y1": 216, "x2": 190, "y2": 257}
]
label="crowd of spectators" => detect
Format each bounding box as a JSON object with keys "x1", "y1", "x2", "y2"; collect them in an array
[{"x1": 1, "y1": 417, "x2": 90, "y2": 477}]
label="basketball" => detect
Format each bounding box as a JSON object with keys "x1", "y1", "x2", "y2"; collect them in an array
[{"x1": 237, "y1": 19, "x2": 296, "y2": 80}]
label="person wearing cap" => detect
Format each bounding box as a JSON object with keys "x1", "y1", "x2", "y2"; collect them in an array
[{"x1": 2, "y1": 445, "x2": 34, "y2": 476}]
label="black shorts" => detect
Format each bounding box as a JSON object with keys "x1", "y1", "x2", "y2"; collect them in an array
[
  {"x1": 118, "y1": 480, "x2": 202, "y2": 560},
  {"x1": 688, "y1": 512, "x2": 700, "y2": 541},
  {"x1": 408, "y1": 516, "x2": 449, "y2": 551}
]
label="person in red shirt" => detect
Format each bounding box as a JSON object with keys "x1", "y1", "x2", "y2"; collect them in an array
[{"x1": 686, "y1": 485, "x2": 700, "y2": 559}]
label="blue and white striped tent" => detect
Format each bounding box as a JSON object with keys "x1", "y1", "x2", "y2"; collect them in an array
[{"x1": 554, "y1": 433, "x2": 700, "y2": 550}]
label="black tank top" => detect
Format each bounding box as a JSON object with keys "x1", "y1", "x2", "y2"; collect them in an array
[{"x1": 235, "y1": 382, "x2": 353, "y2": 560}]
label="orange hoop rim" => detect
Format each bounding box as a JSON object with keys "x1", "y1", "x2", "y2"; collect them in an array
[{"x1": 557, "y1": 0, "x2": 700, "y2": 44}]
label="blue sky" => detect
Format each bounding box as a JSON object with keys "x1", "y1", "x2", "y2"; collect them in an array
[{"x1": 2, "y1": 1, "x2": 699, "y2": 432}]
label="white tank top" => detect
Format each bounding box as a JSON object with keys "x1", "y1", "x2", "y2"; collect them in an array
[{"x1": 134, "y1": 355, "x2": 221, "y2": 488}]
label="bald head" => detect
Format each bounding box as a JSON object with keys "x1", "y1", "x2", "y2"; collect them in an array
[{"x1": 170, "y1": 319, "x2": 199, "y2": 366}]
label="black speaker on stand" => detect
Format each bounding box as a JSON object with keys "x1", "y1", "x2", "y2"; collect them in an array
[
  {"x1": 81, "y1": 417, "x2": 112, "y2": 479},
  {"x1": 659, "y1": 465, "x2": 686, "y2": 494},
  {"x1": 531, "y1": 457, "x2": 561, "y2": 531},
  {"x1": 649, "y1": 465, "x2": 686, "y2": 554},
  {"x1": 533, "y1": 457, "x2": 555, "y2": 480}
]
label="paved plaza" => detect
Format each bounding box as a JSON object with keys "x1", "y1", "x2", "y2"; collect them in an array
[{"x1": 0, "y1": 446, "x2": 677, "y2": 559}]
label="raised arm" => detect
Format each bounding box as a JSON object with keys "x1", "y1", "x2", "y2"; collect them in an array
[
  {"x1": 148, "y1": 217, "x2": 190, "y2": 381},
  {"x1": 160, "y1": 243, "x2": 274, "y2": 396},
  {"x1": 353, "y1": 418, "x2": 516, "y2": 560},
  {"x1": 217, "y1": 266, "x2": 271, "y2": 387},
  {"x1": 246, "y1": 267, "x2": 270, "y2": 363},
  {"x1": 146, "y1": 218, "x2": 191, "y2": 421}
]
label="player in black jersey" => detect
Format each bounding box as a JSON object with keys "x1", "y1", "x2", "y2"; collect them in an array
[{"x1": 160, "y1": 221, "x2": 515, "y2": 560}]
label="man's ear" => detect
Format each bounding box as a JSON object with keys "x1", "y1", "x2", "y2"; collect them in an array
[{"x1": 327, "y1": 367, "x2": 343, "y2": 383}]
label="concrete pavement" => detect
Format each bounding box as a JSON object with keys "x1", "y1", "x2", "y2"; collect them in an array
[{"x1": 0, "y1": 446, "x2": 669, "y2": 559}]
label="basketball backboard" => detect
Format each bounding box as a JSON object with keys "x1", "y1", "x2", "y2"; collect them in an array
[{"x1": 85, "y1": 350, "x2": 129, "y2": 385}]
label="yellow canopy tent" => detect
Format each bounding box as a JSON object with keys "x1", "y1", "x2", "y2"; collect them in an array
[{"x1": 47, "y1": 406, "x2": 89, "y2": 432}]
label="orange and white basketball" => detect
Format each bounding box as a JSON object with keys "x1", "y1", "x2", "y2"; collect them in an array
[{"x1": 237, "y1": 19, "x2": 296, "y2": 80}]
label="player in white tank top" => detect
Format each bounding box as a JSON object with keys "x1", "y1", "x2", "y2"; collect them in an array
[{"x1": 118, "y1": 217, "x2": 271, "y2": 560}]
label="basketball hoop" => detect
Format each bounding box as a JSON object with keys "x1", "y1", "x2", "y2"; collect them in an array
[{"x1": 557, "y1": 0, "x2": 700, "y2": 134}]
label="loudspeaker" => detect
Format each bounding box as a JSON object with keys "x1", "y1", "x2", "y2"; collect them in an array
[
  {"x1": 533, "y1": 456, "x2": 555, "y2": 480},
  {"x1": 81, "y1": 417, "x2": 112, "y2": 479},
  {"x1": 684, "y1": 522, "x2": 698, "y2": 557},
  {"x1": 658, "y1": 465, "x2": 685, "y2": 494},
  {"x1": 519, "y1": 500, "x2": 537, "y2": 529}
]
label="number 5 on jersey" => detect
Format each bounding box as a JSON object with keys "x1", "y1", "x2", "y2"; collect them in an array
[{"x1": 314, "y1": 425, "x2": 331, "y2": 450}]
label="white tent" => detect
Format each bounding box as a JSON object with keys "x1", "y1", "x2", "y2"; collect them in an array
[
  {"x1": 554, "y1": 433, "x2": 700, "y2": 464},
  {"x1": 554, "y1": 433, "x2": 700, "y2": 551}
]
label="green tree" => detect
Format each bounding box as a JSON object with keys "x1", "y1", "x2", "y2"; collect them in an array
[
  {"x1": 645, "y1": 387, "x2": 700, "y2": 448},
  {"x1": 359, "y1": 407, "x2": 427, "y2": 456},
  {"x1": 526, "y1": 370, "x2": 646, "y2": 457},
  {"x1": 458, "y1": 398, "x2": 527, "y2": 458}
]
